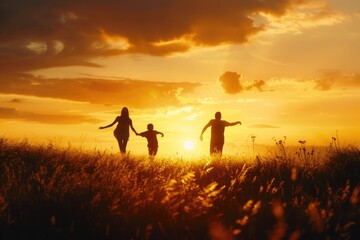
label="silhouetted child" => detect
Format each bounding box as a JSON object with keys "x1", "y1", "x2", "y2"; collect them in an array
[{"x1": 137, "y1": 123, "x2": 164, "y2": 157}]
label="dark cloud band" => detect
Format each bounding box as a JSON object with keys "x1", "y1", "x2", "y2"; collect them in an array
[
  {"x1": 0, "y1": 0, "x2": 308, "y2": 73},
  {"x1": 0, "y1": 74, "x2": 201, "y2": 108},
  {"x1": 0, "y1": 107, "x2": 100, "y2": 124}
]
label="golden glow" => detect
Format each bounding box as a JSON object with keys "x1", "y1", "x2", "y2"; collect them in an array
[
  {"x1": 153, "y1": 35, "x2": 194, "y2": 47},
  {"x1": 258, "y1": 2, "x2": 345, "y2": 35},
  {"x1": 27, "y1": 41, "x2": 47, "y2": 54},
  {"x1": 184, "y1": 140, "x2": 195, "y2": 151},
  {"x1": 100, "y1": 29, "x2": 131, "y2": 50}
]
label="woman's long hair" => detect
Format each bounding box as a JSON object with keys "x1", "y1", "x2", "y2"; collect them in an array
[{"x1": 120, "y1": 107, "x2": 130, "y2": 119}]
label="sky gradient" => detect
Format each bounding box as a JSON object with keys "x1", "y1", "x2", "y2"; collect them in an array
[{"x1": 1, "y1": 0, "x2": 359, "y2": 156}]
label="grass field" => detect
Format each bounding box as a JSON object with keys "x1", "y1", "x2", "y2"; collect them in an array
[{"x1": 0, "y1": 137, "x2": 359, "y2": 239}]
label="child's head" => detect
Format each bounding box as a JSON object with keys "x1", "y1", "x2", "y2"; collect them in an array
[{"x1": 147, "y1": 123, "x2": 154, "y2": 130}]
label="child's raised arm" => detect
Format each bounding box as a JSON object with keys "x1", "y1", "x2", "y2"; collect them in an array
[{"x1": 156, "y1": 131, "x2": 164, "y2": 137}]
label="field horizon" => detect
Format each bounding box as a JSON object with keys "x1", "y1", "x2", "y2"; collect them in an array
[
  {"x1": 0, "y1": 137, "x2": 359, "y2": 239},
  {"x1": 1, "y1": 134, "x2": 350, "y2": 159}
]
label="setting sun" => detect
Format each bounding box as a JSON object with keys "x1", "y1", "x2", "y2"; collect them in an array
[{"x1": 184, "y1": 140, "x2": 195, "y2": 151}]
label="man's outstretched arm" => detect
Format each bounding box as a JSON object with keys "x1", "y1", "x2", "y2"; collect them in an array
[
  {"x1": 200, "y1": 121, "x2": 212, "y2": 141},
  {"x1": 225, "y1": 121, "x2": 242, "y2": 127}
]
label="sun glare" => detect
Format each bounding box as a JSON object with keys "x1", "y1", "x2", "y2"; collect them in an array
[{"x1": 184, "y1": 140, "x2": 195, "y2": 151}]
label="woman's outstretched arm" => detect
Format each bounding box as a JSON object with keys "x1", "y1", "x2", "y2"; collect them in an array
[
  {"x1": 99, "y1": 118, "x2": 118, "y2": 129},
  {"x1": 129, "y1": 120, "x2": 138, "y2": 135}
]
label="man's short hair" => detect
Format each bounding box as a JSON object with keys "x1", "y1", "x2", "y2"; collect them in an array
[{"x1": 215, "y1": 112, "x2": 221, "y2": 119}]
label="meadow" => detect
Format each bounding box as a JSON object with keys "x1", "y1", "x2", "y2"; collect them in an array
[{"x1": 0, "y1": 137, "x2": 359, "y2": 240}]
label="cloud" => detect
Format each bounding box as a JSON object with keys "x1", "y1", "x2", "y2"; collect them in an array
[
  {"x1": 219, "y1": 71, "x2": 267, "y2": 94},
  {"x1": 314, "y1": 71, "x2": 360, "y2": 91},
  {"x1": 10, "y1": 98, "x2": 22, "y2": 103},
  {"x1": 0, "y1": 107, "x2": 100, "y2": 124},
  {"x1": 0, "y1": 0, "x2": 312, "y2": 73},
  {"x1": 0, "y1": 107, "x2": 17, "y2": 117},
  {"x1": 259, "y1": 1, "x2": 345, "y2": 35},
  {"x1": 0, "y1": 74, "x2": 201, "y2": 108},
  {"x1": 341, "y1": 73, "x2": 360, "y2": 89},
  {"x1": 246, "y1": 80, "x2": 266, "y2": 91},
  {"x1": 314, "y1": 78, "x2": 336, "y2": 91},
  {"x1": 258, "y1": 71, "x2": 360, "y2": 92},
  {"x1": 219, "y1": 71, "x2": 243, "y2": 94}
]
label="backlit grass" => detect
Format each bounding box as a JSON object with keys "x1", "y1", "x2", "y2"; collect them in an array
[{"x1": 0, "y1": 137, "x2": 359, "y2": 239}]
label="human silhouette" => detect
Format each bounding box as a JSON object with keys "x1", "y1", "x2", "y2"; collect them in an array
[
  {"x1": 99, "y1": 107, "x2": 138, "y2": 154},
  {"x1": 200, "y1": 111, "x2": 241, "y2": 156},
  {"x1": 137, "y1": 123, "x2": 164, "y2": 157}
]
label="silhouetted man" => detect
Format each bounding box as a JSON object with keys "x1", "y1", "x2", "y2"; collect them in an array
[{"x1": 200, "y1": 112, "x2": 241, "y2": 156}]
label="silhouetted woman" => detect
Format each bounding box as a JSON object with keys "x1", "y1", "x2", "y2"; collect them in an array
[{"x1": 99, "y1": 107, "x2": 138, "y2": 154}]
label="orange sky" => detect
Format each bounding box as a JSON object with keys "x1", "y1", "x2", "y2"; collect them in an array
[{"x1": 1, "y1": 0, "x2": 359, "y2": 157}]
